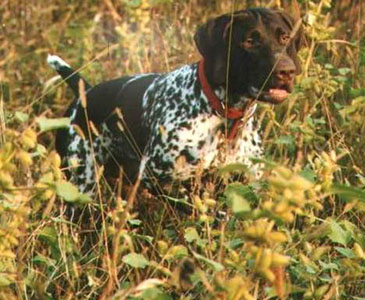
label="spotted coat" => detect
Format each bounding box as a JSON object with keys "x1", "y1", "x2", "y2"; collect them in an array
[
  {"x1": 58, "y1": 62, "x2": 262, "y2": 194},
  {"x1": 49, "y1": 8, "x2": 303, "y2": 194}
]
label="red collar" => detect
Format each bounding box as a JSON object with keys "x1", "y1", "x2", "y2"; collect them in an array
[{"x1": 197, "y1": 59, "x2": 250, "y2": 140}]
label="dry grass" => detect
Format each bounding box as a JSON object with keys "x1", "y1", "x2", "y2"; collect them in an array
[{"x1": 1, "y1": 0, "x2": 365, "y2": 299}]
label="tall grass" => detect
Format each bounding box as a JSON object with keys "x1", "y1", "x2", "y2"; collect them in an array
[{"x1": 0, "y1": 0, "x2": 364, "y2": 299}]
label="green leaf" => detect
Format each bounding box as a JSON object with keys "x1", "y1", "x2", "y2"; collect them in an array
[
  {"x1": 305, "y1": 265, "x2": 317, "y2": 274},
  {"x1": 192, "y1": 252, "x2": 224, "y2": 272},
  {"x1": 275, "y1": 135, "x2": 295, "y2": 145},
  {"x1": 0, "y1": 274, "x2": 13, "y2": 287},
  {"x1": 318, "y1": 260, "x2": 339, "y2": 270},
  {"x1": 131, "y1": 233, "x2": 154, "y2": 244},
  {"x1": 14, "y1": 111, "x2": 29, "y2": 123},
  {"x1": 334, "y1": 247, "x2": 355, "y2": 258},
  {"x1": 55, "y1": 180, "x2": 80, "y2": 202},
  {"x1": 184, "y1": 227, "x2": 200, "y2": 243},
  {"x1": 77, "y1": 193, "x2": 92, "y2": 204},
  {"x1": 122, "y1": 253, "x2": 149, "y2": 269},
  {"x1": 225, "y1": 238, "x2": 244, "y2": 250},
  {"x1": 338, "y1": 67, "x2": 351, "y2": 75},
  {"x1": 128, "y1": 219, "x2": 142, "y2": 226},
  {"x1": 300, "y1": 167, "x2": 316, "y2": 182},
  {"x1": 163, "y1": 229, "x2": 177, "y2": 240},
  {"x1": 349, "y1": 87, "x2": 365, "y2": 98},
  {"x1": 328, "y1": 220, "x2": 352, "y2": 246},
  {"x1": 39, "y1": 226, "x2": 58, "y2": 247},
  {"x1": 330, "y1": 184, "x2": 365, "y2": 202},
  {"x1": 342, "y1": 220, "x2": 357, "y2": 235},
  {"x1": 140, "y1": 287, "x2": 172, "y2": 300},
  {"x1": 37, "y1": 117, "x2": 70, "y2": 132},
  {"x1": 224, "y1": 183, "x2": 253, "y2": 217},
  {"x1": 184, "y1": 227, "x2": 207, "y2": 247},
  {"x1": 33, "y1": 254, "x2": 57, "y2": 267},
  {"x1": 35, "y1": 144, "x2": 47, "y2": 157},
  {"x1": 165, "y1": 245, "x2": 188, "y2": 260}
]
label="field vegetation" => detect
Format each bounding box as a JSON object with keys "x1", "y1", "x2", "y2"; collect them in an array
[{"x1": 1, "y1": 0, "x2": 365, "y2": 299}]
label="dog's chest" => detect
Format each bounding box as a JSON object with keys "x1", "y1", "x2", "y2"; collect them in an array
[
  {"x1": 164, "y1": 113, "x2": 223, "y2": 178},
  {"x1": 141, "y1": 65, "x2": 262, "y2": 180},
  {"x1": 166, "y1": 114, "x2": 262, "y2": 179}
]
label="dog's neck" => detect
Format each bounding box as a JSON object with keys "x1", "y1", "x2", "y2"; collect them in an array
[
  {"x1": 197, "y1": 59, "x2": 256, "y2": 140},
  {"x1": 196, "y1": 59, "x2": 253, "y2": 109}
]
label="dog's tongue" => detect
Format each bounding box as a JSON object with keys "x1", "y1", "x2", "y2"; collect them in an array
[
  {"x1": 248, "y1": 86, "x2": 289, "y2": 104},
  {"x1": 267, "y1": 89, "x2": 289, "y2": 103}
]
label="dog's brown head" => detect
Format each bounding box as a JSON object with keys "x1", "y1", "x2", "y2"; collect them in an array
[{"x1": 194, "y1": 8, "x2": 304, "y2": 104}]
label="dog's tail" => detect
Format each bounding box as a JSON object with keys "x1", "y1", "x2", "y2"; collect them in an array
[{"x1": 47, "y1": 54, "x2": 92, "y2": 97}]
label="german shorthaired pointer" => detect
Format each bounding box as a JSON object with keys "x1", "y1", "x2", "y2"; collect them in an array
[{"x1": 48, "y1": 8, "x2": 303, "y2": 195}]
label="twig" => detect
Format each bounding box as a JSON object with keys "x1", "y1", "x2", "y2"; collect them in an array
[{"x1": 104, "y1": 0, "x2": 122, "y2": 23}]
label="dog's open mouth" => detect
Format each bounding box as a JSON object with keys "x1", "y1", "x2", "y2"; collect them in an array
[{"x1": 248, "y1": 86, "x2": 290, "y2": 104}]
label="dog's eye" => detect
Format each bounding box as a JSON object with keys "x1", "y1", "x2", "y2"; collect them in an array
[
  {"x1": 280, "y1": 34, "x2": 291, "y2": 45},
  {"x1": 241, "y1": 31, "x2": 261, "y2": 49},
  {"x1": 241, "y1": 37, "x2": 254, "y2": 48}
]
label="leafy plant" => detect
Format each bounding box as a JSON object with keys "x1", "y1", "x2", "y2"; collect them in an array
[{"x1": 0, "y1": 0, "x2": 364, "y2": 299}]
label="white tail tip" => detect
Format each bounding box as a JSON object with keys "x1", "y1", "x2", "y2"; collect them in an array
[{"x1": 47, "y1": 54, "x2": 71, "y2": 70}]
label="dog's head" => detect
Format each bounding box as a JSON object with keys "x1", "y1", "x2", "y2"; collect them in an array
[{"x1": 194, "y1": 8, "x2": 304, "y2": 104}]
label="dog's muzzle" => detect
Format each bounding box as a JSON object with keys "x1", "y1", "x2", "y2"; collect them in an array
[{"x1": 248, "y1": 53, "x2": 297, "y2": 104}]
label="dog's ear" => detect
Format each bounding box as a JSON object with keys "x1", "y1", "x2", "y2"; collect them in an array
[
  {"x1": 194, "y1": 11, "x2": 255, "y2": 85},
  {"x1": 194, "y1": 15, "x2": 232, "y2": 85},
  {"x1": 194, "y1": 15, "x2": 229, "y2": 58},
  {"x1": 194, "y1": 12, "x2": 254, "y2": 56}
]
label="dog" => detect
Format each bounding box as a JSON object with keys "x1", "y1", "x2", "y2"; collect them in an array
[{"x1": 48, "y1": 8, "x2": 303, "y2": 195}]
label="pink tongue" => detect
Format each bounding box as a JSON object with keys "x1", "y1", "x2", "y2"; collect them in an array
[{"x1": 269, "y1": 89, "x2": 289, "y2": 103}]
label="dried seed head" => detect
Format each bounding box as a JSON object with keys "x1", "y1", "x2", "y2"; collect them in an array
[
  {"x1": 271, "y1": 252, "x2": 291, "y2": 267},
  {"x1": 21, "y1": 128, "x2": 37, "y2": 149},
  {"x1": 353, "y1": 243, "x2": 365, "y2": 259},
  {"x1": 79, "y1": 79, "x2": 87, "y2": 108},
  {"x1": 17, "y1": 150, "x2": 33, "y2": 167}
]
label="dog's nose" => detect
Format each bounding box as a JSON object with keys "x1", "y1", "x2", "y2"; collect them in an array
[{"x1": 274, "y1": 57, "x2": 296, "y2": 82}]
